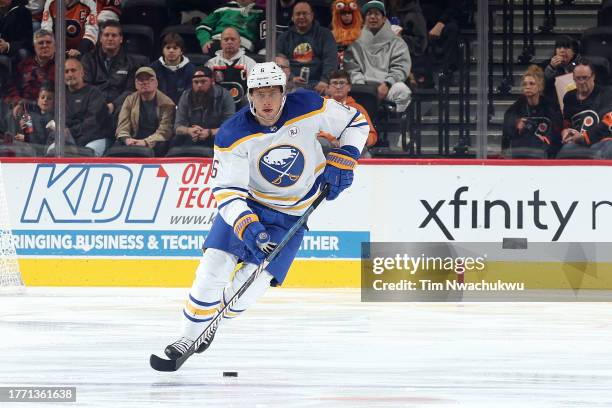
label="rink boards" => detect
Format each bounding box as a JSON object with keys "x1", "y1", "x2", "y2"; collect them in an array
[{"x1": 2, "y1": 157, "x2": 612, "y2": 288}]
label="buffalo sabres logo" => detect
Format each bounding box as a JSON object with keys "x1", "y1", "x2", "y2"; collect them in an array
[{"x1": 258, "y1": 145, "x2": 304, "y2": 187}]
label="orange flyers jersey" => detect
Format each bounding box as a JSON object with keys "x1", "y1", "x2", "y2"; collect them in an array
[{"x1": 41, "y1": 0, "x2": 99, "y2": 50}]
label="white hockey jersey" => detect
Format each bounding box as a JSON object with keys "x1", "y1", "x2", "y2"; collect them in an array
[{"x1": 212, "y1": 89, "x2": 369, "y2": 227}]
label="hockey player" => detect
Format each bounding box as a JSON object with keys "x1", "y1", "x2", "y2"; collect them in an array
[{"x1": 164, "y1": 62, "x2": 369, "y2": 359}]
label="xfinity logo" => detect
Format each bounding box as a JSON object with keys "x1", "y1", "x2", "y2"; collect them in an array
[
  {"x1": 21, "y1": 164, "x2": 168, "y2": 223},
  {"x1": 419, "y1": 186, "x2": 579, "y2": 241}
]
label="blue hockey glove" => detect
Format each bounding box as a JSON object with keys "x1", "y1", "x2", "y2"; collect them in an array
[
  {"x1": 322, "y1": 146, "x2": 360, "y2": 200},
  {"x1": 234, "y1": 212, "x2": 277, "y2": 263}
]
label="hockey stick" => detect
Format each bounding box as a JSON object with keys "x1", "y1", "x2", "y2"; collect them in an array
[{"x1": 150, "y1": 184, "x2": 331, "y2": 372}]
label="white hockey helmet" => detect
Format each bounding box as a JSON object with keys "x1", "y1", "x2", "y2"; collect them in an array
[{"x1": 247, "y1": 62, "x2": 287, "y2": 121}]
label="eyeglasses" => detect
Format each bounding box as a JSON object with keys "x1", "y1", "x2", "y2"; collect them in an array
[
  {"x1": 277, "y1": 64, "x2": 290, "y2": 69},
  {"x1": 574, "y1": 74, "x2": 593, "y2": 82},
  {"x1": 330, "y1": 80, "x2": 349, "y2": 87}
]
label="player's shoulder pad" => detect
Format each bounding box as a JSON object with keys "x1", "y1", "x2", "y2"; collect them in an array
[
  {"x1": 215, "y1": 106, "x2": 260, "y2": 150},
  {"x1": 283, "y1": 88, "x2": 325, "y2": 121}
]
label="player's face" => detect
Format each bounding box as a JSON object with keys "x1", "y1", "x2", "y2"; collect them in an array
[
  {"x1": 573, "y1": 65, "x2": 595, "y2": 95},
  {"x1": 163, "y1": 44, "x2": 182, "y2": 64},
  {"x1": 329, "y1": 77, "x2": 350, "y2": 101},
  {"x1": 221, "y1": 29, "x2": 240, "y2": 56},
  {"x1": 365, "y1": 9, "x2": 385, "y2": 30},
  {"x1": 521, "y1": 76, "x2": 539, "y2": 98},
  {"x1": 34, "y1": 35, "x2": 55, "y2": 60},
  {"x1": 251, "y1": 87, "x2": 283, "y2": 124},
  {"x1": 100, "y1": 27, "x2": 123, "y2": 54}
]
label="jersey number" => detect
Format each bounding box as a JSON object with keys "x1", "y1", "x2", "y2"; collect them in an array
[{"x1": 211, "y1": 159, "x2": 219, "y2": 178}]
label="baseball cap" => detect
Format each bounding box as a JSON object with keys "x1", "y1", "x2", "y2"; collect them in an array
[
  {"x1": 193, "y1": 66, "x2": 213, "y2": 79},
  {"x1": 362, "y1": 0, "x2": 385, "y2": 16},
  {"x1": 135, "y1": 66, "x2": 156, "y2": 78}
]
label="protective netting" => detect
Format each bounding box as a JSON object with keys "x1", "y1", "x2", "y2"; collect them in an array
[{"x1": 0, "y1": 162, "x2": 23, "y2": 289}]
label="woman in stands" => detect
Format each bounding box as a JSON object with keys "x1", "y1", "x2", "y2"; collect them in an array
[{"x1": 502, "y1": 65, "x2": 563, "y2": 158}]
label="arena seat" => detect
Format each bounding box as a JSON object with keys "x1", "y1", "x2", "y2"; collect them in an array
[
  {"x1": 121, "y1": 0, "x2": 169, "y2": 37},
  {"x1": 160, "y1": 25, "x2": 202, "y2": 54},
  {"x1": 122, "y1": 24, "x2": 155, "y2": 61},
  {"x1": 104, "y1": 145, "x2": 155, "y2": 158},
  {"x1": 581, "y1": 27, "x2": 612, "y2": 77}
]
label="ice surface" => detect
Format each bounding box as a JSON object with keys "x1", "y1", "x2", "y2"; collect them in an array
[{"x1": 1, "y1": 287, "x2": 612, "y2": 407}]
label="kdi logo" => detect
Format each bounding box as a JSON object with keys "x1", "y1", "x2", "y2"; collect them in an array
[{"x1": 21, "y1": 164, "x2": 169, "y2": 223}]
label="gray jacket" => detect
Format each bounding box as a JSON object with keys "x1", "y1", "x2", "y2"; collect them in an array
[
  {"x1": 344, "y1": 21, "x2": 412, "y2": 86},
  {"x1": 174, "y1": 85, "x2": 235, "y2": 145}
]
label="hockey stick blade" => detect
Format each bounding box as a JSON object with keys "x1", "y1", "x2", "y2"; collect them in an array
[{"x1": 150, "y1": 185, "x2": 331, "y2": 372}]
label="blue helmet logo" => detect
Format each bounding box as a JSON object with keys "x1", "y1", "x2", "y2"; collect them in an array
[{"x1": 258, "y1": 145, "x2": 304, "y2": 187}]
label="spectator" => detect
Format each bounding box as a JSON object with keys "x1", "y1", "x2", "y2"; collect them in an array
[
  {"x1": 275, "y1": 53, "x2": 297, "y2": 94},
  {"x1": 502, "y1": 65, "x2": 562, "y2": 158},
  {"x1": 330, "y1": 0, "x2": 363, "y2": 68},
  {"x1": 560, "y1": 59, "x2": 612, "y2": 159},
  {"x1": 63, "y1": 57, "x2": 110, "y2": 156},
  {"x1": 0, "y1": 0, "x2": 33, "y2": 59},
  {"x1": 116, "y1": 67, "x2": 175, "y2": 155},
  {"x1": 322, "y1": 69, "x2": 377, "y2": 148},
  {"x1": 389, "y1": 0, "x2": 429, "y2": 87},
  {"x1": 5, "y1": 82, "x2": 55, "y2": 154},
  {"x1": 26, "y1": 0, "x2": 45, "y2": 30},
  {"x1": 151, "y1": 32, "x2": 196, "y2": 105},
  {"x1": 277, "y1": 1, "x2": 337, "y2": 94},
  {"x1": 81, "y1": 20, "x2": 142, "y2": 115},
  {"x1": 344, "y1": 0, "x2": 412, "y2": 112},
  {"x1": 4, "y1": 28, "x2": 55, "y2": 106},
  {"x1": 542, "y1": 36, "x2": 580, "y2": 107},
  {"x1": 420, "y1": 0, "x2": 461, "y2": 77},
  {"x1": 277, "y1": 0, "x2": 296, "y2": 33},
  {"x1": 41, "y1": 0, "x2": 98, "y2": 57},
  {"x1": 172, "y1": 66, "x2": 234, "y2": 149},
  {"x1": 96, "y1": 0, "x2": 121, "y2": 23},
  {"x1": 196, "y1": 0, "x2": 264, "y2": 55},
  {"x1": 206, "y1": 27, "x2": 256, "y2": 107}
]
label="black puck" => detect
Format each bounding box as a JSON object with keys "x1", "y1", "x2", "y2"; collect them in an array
[{"x1": 223, "y1": 371, "x2": 238, "y2": 377}]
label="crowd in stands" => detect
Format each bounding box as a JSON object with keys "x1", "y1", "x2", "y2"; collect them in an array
[{"x1": 1, "y1": 0, "x2": 607, "y2": 159}]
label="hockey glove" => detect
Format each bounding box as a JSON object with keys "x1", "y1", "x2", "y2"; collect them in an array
[
  {"x1": 322, "y1": 146, "x2": 360, "y2": 200},
  {"x1": 234, "y1": 212, "x2": 277, "y2": 263}
]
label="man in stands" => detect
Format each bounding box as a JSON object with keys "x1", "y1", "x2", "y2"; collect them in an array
[
  {"x1": 172, "y1": 66, "x2": 234, "y2": 150},
  {"x1": 344, "y1": 0, "x2": 412, "y2": 112},
  {"x1": 5, "y1": 29, "x2": 55, "y2": 106},
  {"x1": 81, "y1": 20, "x2": 142, "y2": 116},
  {"x1": 196, "y1": 0, "x2": 264, "y2": 55},
  {"x1": 274, "y1": 53, "x2": 297, "y2": 94},
  {"x1": 206, "y1": 27, "x2": 256, "y2": 108},
  {"x1": 115, "y1": 67, "x2": 175, "y2": 156},
  {"x1": 63, "y1": 57, "x2": 110, "y2": 156},
  {"x1": 41, "y1": 0, "x2": 98, "y2": 57},
  {"x1": 277, "y1": 1, "x2": 337, "y2": 95},
  {"x1": 321, "y1": 69, "x2": 377, "y2": 149},
  {"x1": 560, "y1": 59, "x2": 612, "y2": 159},
  {"x1": 0, "y1": 0, "x2": 34, "y2": 59}
]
